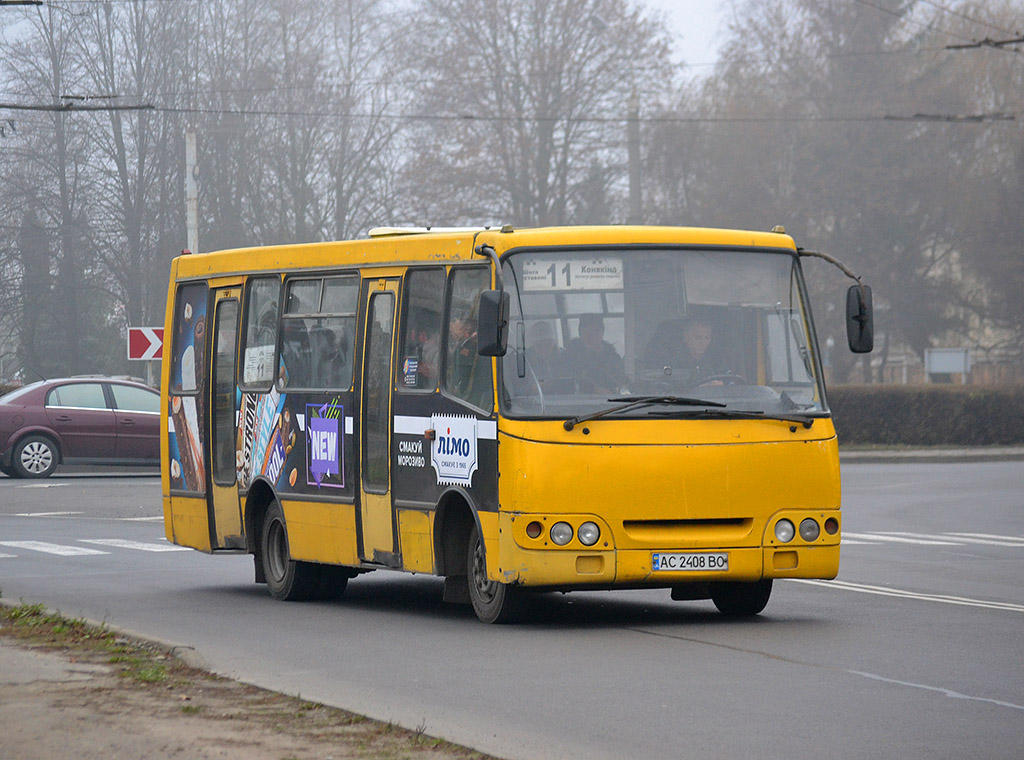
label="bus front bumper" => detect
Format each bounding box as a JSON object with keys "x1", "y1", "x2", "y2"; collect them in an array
[{"x1": 493, "y1": 542, "x2": 840, "y2": 589}]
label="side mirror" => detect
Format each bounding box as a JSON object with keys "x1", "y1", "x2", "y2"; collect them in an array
[
  {"x1": 477, "y1": 290, "x2": 510, "y2": 357},
  {"x1": 846, "y1": 284, "x2": 874, "y2": 353}
]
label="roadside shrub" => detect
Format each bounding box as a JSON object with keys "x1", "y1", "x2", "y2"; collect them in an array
[{"x1": 829, "y1": 385, "x2": 1024, "y2": 446}]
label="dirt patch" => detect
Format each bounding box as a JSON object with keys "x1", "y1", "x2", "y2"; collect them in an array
[{"x1": 0, "y1": 602, "x2": 497, "y2": 760}]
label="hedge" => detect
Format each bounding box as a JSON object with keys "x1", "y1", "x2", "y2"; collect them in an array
[
  {"x1": 828, "y1": 385, "x2": 1024, "y2": 446},
  {"x1": 4, "y1": 381, "x2": 1021, "y2": 447}
]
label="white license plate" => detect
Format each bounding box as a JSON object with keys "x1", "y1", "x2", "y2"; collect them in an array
[{"x1": 652, "y1": 552, "x2": 729, "y2": 572}]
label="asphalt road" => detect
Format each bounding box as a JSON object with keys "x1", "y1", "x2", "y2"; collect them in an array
[{"x1": 1, "y1": 463, "x2": 1022, "y2": 760}]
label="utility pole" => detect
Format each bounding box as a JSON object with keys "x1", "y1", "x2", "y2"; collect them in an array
[
  {"x1": 185, "y1": 130, "x2": 199, "y2": 253},
  {"x1": 627, "y1": 89, "x2": 642, "y2": 224}
]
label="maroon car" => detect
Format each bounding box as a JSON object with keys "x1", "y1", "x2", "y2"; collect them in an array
[{"x1": 0, "y1": 377, "x2": 161, "y2": 478}]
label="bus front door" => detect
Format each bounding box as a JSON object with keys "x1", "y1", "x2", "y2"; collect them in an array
[
  {"x1": 208, "y1": 287, "x2": 244, "y2": 549},
  {"x1": 359, "y1": 278, "x2": 400, "y2": 564}
]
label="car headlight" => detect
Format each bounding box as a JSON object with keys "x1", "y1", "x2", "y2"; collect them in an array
[
  {"x1": 799, "y1": 518, "x2": 820, "y2": 542},
  {"x1": 577, "y1": 522, "x2": 600, "y2": 546},
  {"x1": 550, "y1": 522, "x2": 573, "y2": 546},
  {"x1": 774, "y1": 519, "x2": 795, "y2": 543}
]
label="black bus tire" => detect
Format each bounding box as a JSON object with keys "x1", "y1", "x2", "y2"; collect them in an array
[
  {"x1": 710, "y1": 579, "x2": 773, "y2": 617},
  {"x1": 467, "y1": 524, "x2": 524, "y2": 624},
  {"x1": 261, "y1": 500, "x2": 319, "y2": 601}
]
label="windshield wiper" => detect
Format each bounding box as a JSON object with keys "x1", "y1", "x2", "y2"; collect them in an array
[
  {"x1": 647, "y1": 408, "x2": 820, "y2": 428},
  {"x1": 563, "y1": 395, "x2": 726, "y2": 431}
]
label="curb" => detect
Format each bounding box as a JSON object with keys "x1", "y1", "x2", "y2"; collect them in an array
[{"x1": 0, "y1": 597, "x2": 210, "y2": 672}]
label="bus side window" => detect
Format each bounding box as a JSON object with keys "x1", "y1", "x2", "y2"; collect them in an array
[
  {"x1": 397, "y1": 268, "x2": 445, "y2": 391},
  {"x1": 444, "y1": 267, "x2": 493, "y2": 411},
  {"x1": 240, "y1": 277, "x2": 280, "y2": 389}
]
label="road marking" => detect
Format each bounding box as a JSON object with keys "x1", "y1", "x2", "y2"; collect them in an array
[
  {"x1": 17, "y1": 483, "x2": 68, "y2": 488},
  {"x1": 843, "y1": 532, "x2": 957, "y2": 546},
  {"x1": 947, "y1": 532, "x2": 1024, "y2": 546},
  {"x1": 79, "y1": 539, "x2": 190, "y2": 553},
  {"x1": 881, "y1": 531, "x2": 1024, "y2": 547},
  {"x1": 13, "y1": 511, "x2": 84, "y2": 517},
  {"x1": 120, "y1": 516, "x2": 165, "y2": 522},
  {"x1": 0, "y1": 541, "x2": 109, "y2": 556},
  {"x1": 849, "y1": 670, "x2": 1024, "y2": 713},
  {"x1": 790, "y1": 579, "x2": 1024, "y2": 613},
  {"x1": 0, "y1": 553, "x2": 16, "y2": 559}
]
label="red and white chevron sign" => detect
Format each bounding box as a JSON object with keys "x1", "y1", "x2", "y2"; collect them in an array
[{"x1": 127, "y1": 327, "x2": 164, "y2": 360}]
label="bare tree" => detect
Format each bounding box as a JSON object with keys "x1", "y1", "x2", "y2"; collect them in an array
[{"x1": 402, "y1": 0, "x2": 672, "y2": 225}]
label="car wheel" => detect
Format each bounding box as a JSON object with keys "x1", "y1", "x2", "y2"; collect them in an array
[
  {"x1": 260, "y1": 500, "x2": 322, "y2": 601},
  {"x1": 467, "y1": 524, "x2": 524, "y2": 624},
  {"x1": 13, "y1": 435, "x2": 59, "y2": 479}
]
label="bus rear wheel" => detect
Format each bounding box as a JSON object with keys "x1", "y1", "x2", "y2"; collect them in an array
[
  {"x1": 261, "y1": 500, "x2": 330, "y2": 601},
  {"x1": 710, "y1": 579, "x2": 772, "y2": 617},
  {"x1": 467, "y1": 525, "x2": 523, "y2": 624}
]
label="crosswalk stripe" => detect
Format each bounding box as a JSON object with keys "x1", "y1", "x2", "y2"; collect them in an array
[
  {"x1": 0, "y1": 540, "x2": 109, "y2": 556},
  {"x1": 79, "y1": 539, "x2": 191, "y2": 553}
]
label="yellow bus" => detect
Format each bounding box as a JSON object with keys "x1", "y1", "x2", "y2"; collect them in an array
[{"x1": 161, "y1": 225, "x2": 873, "y2": 623}]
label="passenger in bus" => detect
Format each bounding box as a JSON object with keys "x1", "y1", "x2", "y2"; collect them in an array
[
  {"x1": 565, "y1": 314, "x2": 627, "y2": 394},
  {"x1": 314, "y1": 327, "x2": 348, "y2": 388},
  {"x1": 281, "y1": 319, "x2": 311, "y2": 386},
  {"x1": 449, "y1": 312, "x2": 489, "y2": 407},
  {"x1": 645, "y1": 313, "x2": 723, "y2": 387},
  {"x1": 526, "y1": 321, "x2": 565, "y2": 383}
]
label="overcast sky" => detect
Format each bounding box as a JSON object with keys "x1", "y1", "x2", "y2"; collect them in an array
[{"x1": 643, "y1": 0, "x2": 728, "y2": 72}]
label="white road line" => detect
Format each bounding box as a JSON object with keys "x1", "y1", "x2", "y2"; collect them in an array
[
  {"x1": 849, "y1": 670, "x2": 1024, "y2": 713},
  {"x1": 13, "y1": 511, "x2": 83, "y2": 517},
  {"x1": 0, "y1": 540, "x2": 109, "y2": 557},
  {"x1": 120, "y1": 516, "x2": 165, "y2": 522},
  {"x1": 843, "y1": 532, "x2": 957, "y2": 546},
  {"x1": 789, "y1": 579, "x2": 1024, "y2": 613},
  {"x1": 17, "y1": 483, "x2": 68, "y2": 489},
  {"x1": 0, "y1": 553, "x2": 16, "y2": 559},
  {"x1": 947, "y1": 532, "x2": 1024, "y2": 545},
  {"x1": 79, "y1": 539, "x2": 190, "y2": 553},
  {"x1": 881, "y1": 531, "x2": 1024, "y2": 547}
]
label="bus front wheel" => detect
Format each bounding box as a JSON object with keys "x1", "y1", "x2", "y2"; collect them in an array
[
  {"x1": 261, "y1": 500, "x2": 327, "y2": 601},
  {"x1": 467, "y1": 525, "x2": 523, "y2": 624},
  {"x1": 710, "y1": 579, "x2": 772, "y2": 617}
]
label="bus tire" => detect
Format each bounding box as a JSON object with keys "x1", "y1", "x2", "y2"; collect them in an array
[
  {"x1": 467, "y1": 524, "x2": 523, "y2": 624},
  {"x1": 12, "y1": 434, "x2": 59, "y2": 479},
  {"x1": 261, "y1": 500, "x2": 319, "y2": 601},
  {"x1": 710, "y1": 579, "x2": 772, "y2": 617}
]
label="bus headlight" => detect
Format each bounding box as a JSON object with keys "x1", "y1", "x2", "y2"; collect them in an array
[
  {"x1": 799, "y1": 518, "x2": 820, "y2": 542},
  {"x1": 578, "y1": 522, "x2": 600, "y2": 546},
  {"x1": 774, "y1": 519, "x2": 795, "y2": 543},
  {"x1": 550, "y1": 522, "x2": 574, "y2": 546}
]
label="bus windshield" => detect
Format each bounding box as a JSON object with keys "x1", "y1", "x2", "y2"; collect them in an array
[{"x1": 500, "y1": 248, "x2": 826, "y2": 421}]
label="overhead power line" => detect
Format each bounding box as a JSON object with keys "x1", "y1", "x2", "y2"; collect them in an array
[
  {"x1": 0, "y1": 101, "x2": 154, "y2": 112},
  {"x1": 946, "y1": 36, "x2": 1024, "y2": 51}
]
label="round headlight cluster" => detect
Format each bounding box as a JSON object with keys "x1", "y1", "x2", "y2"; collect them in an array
[{"x1": 775, "y1": 517, "x2": 826, "y2": 543}]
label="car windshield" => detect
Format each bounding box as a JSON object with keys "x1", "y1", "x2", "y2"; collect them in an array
[{"x1": 500, "y1": 248, "x2": 826, "y2": 421}]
